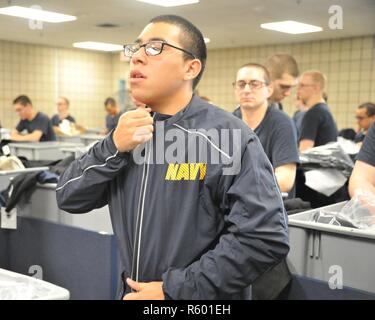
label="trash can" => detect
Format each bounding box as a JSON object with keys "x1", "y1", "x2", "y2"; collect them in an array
[
  {"x1": 0, "y1": 268, "x2": 70, "y2": 300},
  {"x1": 287, "y1": 201, "x2": 375, "y2": 293}
]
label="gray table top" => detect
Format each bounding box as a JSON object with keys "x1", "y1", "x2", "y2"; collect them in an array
[{"x1": 8, "y1": 142, "x2": 84, "y2": 149}]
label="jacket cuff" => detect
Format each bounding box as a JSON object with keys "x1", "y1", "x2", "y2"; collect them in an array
[
  {"x1": 106, "y1": 130, "x2": 130, "y2": 159},
  {"x1": 162, "y1": 268, "x2": 191, "y2": 300}
]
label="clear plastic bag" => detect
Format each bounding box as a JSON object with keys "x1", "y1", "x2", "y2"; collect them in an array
[
  {"x1": 337, "y1": 190, "x2": 375, "y2": 229},
  {"x1": 0, "y1": 269, "x2": 68, "y2": 300},
  {"x1": 0, "y1": 277, "x2": 53, "y2": 300},
  {"x1": 300, "y1": 142, "x2": 354, "y2": 177},
  {"x1": 313, "y1": 190, "x2": 375, "y2": 229}
]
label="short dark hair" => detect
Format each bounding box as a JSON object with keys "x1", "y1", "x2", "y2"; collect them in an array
[
  {"x1": 104, "y1": 97, "x2": 116, "y2": 107},
  {"x1": 238, "y1": 63, "x2": 271, "y2": 85},
  {"x1": 358, "y1": 102, "x2": 375, "y2": 117},
  {"x1": 264, "y1": 53, "x2": 299, "y2": 80},
  {"x1": 13, "y1": 95, "x2": 32, "y2": 106},
  {"x1": 150, "y1": 15, "x2": 207, "y2": 89}
]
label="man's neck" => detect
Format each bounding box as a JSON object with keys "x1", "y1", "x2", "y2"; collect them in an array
[
  {"x1": 59, "y1": 111, "x2": 69, "y2": 119},
  {"x1": 240, "y1": 102, "x2": 268, "y2": 131},
  {"x1": 306, "y1": 95, "x2": 325, "y2": 109},
  {"x1": 27, "y1": 110, "x2": 38, "y2": 121},
  {"x1": 268, "y1": 96, "x2": 277, "y2": 104},
  {"x1": 149, "y1": 89, "x2": 193, "y2": 116}
]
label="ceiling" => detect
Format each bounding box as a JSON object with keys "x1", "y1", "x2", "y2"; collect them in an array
[{"x1": 0, "y1": 0, "x2": 374, "y2": 50}]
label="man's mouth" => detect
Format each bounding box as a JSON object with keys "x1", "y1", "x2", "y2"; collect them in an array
[{"x1": 130, "y1": 70, "x2": 146, "y2": 79}]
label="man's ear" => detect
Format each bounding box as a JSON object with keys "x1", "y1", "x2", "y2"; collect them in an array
[
  {"x1": 267, "y1": 83, "x2": 274, "y2": 99},
  {"x1": 314, "y1": 84, "x2": 321, "y2": 94},
  {"x1": 183, "y1": 59, "x2": 202, "y2": 82}
]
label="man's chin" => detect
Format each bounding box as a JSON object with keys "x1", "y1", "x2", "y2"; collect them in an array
[
  {"x1": 241, "y1": 104, "x2": 256, "y2": 110},
  {"x1": 131, "y1": 91, "x2": 147, "y2": 104}
]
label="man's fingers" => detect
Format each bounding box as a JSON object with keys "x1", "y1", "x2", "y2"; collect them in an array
[
  {"x1": 129, "y1": 116, "x2": 154, "y2": 128},
  {"x1": 113, "y1": 106, "x2": 153, "y2": 152},
  {"x1": 137, "y1": 133, "x2": 153, "y2": 143},
  {"x1": 136, "y1": 105, "x2": 150, "y2": 111},
  {"x1": 133, "y1": 132, "x2": 152, "y2": 143},
  {"x1": 123, "y1": 292, "x2": 139, "y2": 300},
  {"x1": 126, "y1": 278, "x2": 144, "y2": 291},
  {"x1": 133, "y1": 125, "x2": 154, "y2": 136},
  {"x1": 126, "y1": 107, "x2": 151, "y2": 119}
]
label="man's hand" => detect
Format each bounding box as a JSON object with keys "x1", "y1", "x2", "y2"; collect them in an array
[
  {"x1": 123, "y1": 278, "x2": 165, "y2": 300},
  {"x1": 113, "y1": 107, "x2": 153, "y2": 152},
  {"x1": 10, "y1": 129, "x2": 42, "y2": 142}
]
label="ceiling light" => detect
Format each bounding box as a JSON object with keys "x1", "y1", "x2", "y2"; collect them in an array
[
  {"x1": 136, "y1": 0, "x2": 199, "y2": 7},
  {"x1": 73, "y1": 42, "x2": 123, "y2": 52},
  {"x1": 260, "y1": 20, "x2": 323, "y2": 34},
  {"x1": 204, "y1": 37, "x2": 210, "y2": 44},
  {"x1": 0, "y1": 6, "x2": 76, "y2": 23}
]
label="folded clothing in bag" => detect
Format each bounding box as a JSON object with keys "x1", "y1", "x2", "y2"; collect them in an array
[{"x1": 312, "y1": 210, "x2": 358, "y2": 228}]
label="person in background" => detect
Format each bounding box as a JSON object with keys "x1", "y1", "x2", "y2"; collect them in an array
[
  {"x1": 354, "y1": 102, "x2": 375, "y2": 144},
  {"x1": 232, "y1": 62, "x2": 298, "y2": 299},
  {"x1": 102, "y1": 97, "x2": 123, "y2": 134},
  {"x1": 264, "y1": 53, "x2": 300, "y2": 111},
  {"x1": 11, "y1": 95, "x2": 56, "y2": 142},
  {"x1": 51, "y1": 97, "x2": 85, "y2": 136},
  {"x1": 292, "y1": 95, "x2": 308, "y2": 138},
  {"x1": 233, "y1": 63, "x2": 299, "y2": 195},
  {"x1": 349, "y1": 123, "x2": 375, "y2": 196},
  {"x1": 298, "y1": 70, "x2": 337, "y2": 152}
]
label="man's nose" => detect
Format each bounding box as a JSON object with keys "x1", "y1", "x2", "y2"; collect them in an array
[
  {"x1": 131, "y1": 47, "x2": 147, "y2": 65},
  {"x1": 284, "y1": 88, "x2": 292, "y2": 97},
  {"x1": 243, "y1": 83, "x2": 253, "y2": 92}
]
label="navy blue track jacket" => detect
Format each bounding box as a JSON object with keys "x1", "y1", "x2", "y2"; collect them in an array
[{"x1": 56, "y1": 95, "x2": 289, "y2": 299}]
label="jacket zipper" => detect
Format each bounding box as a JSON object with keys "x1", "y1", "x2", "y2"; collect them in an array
[{"x1": 130, "y1": 138, "x2": 152, "y2": 287}]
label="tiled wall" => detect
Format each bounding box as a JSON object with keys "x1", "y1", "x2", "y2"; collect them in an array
[
  {"x1": 198, "y1": 35, "x2": 375, "y2": 129},
  {"x1": 1, "y1": 35, "x2": 374, "y2": 130},
  {"x1": 0, "y1": 40, "x2": 127, "y2": 129}
]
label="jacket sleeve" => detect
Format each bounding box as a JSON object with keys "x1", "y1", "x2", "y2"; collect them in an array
[
  {"x1": 56, "y1": 133, "x2": 129, "y2": 213},
  {"x1": 162, "y1": 135, "x2": 290, "y2": 299}
]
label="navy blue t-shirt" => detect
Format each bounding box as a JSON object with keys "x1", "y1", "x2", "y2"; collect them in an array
[
  {"x1": 106, "y1": 112, "x2": 123, "y2": 132},
  {"x1": 51, "y1": 114, "x2": 76, "y2": 126},
  {"x1": 233, "y1": 106, "x2": 300, "y2": 169},
  {"x1": 299, "y1": 103, "x2": 337, "y2": 147},
  {"x1": 292, "y1": 110, "x2": 306, "y2": 138},
  {"x1": 357, "y1": 123, "x2": 375, "y2": 167},
  {"x1": 16, "y1": 112, "x2": 56, "y2": 141}
]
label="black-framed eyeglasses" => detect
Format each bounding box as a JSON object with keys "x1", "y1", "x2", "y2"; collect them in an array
[
  {"x1": 232, "y1": 80, "x2": 268, "y2": 90},
  {"x1": 123, "y1": 40, "x2": 196, "y2": 59}
]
